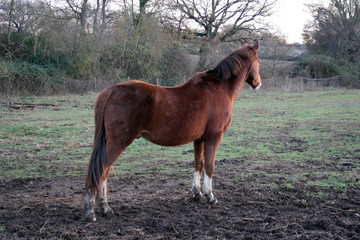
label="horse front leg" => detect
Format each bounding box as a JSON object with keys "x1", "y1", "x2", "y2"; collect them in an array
[
  {"x1": 192, "y1": 140, "x2": 204, "y2": 201},
  {"x1": 202, "y1": 134, "x2": 223, "y2": 204}
]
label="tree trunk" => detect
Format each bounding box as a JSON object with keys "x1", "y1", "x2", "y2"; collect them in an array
[
  {"x1": 93, "y1": 0, "x2": 100, "y2": 34},
  {"x1": 139, "y1": 0, "x2": 148, "y2": 15},
  {"x1": 134, "y1": 0, "x2": 149, "y2": 25},
  {"x1": 7, "y1": 0, "x2": 15, "y2": 46},
  {"x1": 100, "y1": 0, "x2": 107, "y2": 37},
  {"x1": 80, "y1": 0, "x2": 88, "y2": 34}
]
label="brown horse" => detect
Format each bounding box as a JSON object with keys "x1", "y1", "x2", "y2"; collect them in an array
[{"x1": 84, "y1": 42, "x2": 262, "y2": 221}]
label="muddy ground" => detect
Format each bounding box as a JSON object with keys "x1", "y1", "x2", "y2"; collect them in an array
[{"x1": 1, "y1": 157, "x2": 359, "y2": 240}]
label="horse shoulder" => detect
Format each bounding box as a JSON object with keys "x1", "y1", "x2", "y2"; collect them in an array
[{"x1": 203, "y1": 90, "x2": 233, "y2": 136}]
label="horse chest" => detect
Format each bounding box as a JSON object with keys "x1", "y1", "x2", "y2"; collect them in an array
[{"x1": 209, "y1": 103, "x2": 232, "y2": 126}]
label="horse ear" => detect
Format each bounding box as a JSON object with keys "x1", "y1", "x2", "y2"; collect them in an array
[{"x1": 253, "y1": 40, "x2": 259, "y2": 52}]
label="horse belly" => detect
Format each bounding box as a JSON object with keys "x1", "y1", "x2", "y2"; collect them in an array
[{"x1": 141, "y1": 120, "x2": 204, "y2": 146}]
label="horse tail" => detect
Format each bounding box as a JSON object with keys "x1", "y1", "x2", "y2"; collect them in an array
[{"x1": 85, "y1": 88, "x2": 112, "y2": 195}]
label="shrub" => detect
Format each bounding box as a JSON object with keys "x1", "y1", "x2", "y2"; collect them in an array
[
  {"x1": 0, "y1": 60, "x2": 66, "y2": 95},
  {"x1": 112, "y1": 15, "x2": 172, "y2": 83},
  {"x1": 291, "y1": 55, "x2": 360, "y2": 88},
  {"x1": 160, "y1": 43, "x2": 191, "y2": 86}
]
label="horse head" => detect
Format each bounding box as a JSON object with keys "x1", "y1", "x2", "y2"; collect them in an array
[{"x1": 245, "y1": 41, "x2": 262, "y2": 90}]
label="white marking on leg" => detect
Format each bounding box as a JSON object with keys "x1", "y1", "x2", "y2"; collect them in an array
[
  {"x1": 202, "y1": 173, "x2": 212, "y2": 196},
  {"x1": 84, "y1": 191, "x2": 96, "y2": 221},
  {"x1": 202, "y1": 173, "x2": 217, "y2": 204},
  {"x1": 192, "y1": 171, "x2": 201, "y2": 194},
  {"x1": 102, "y1": 179, "x2": 108, "y2": 202},
  {"x1": 100, "y1": 179, "x2": 113, "y2": 215}
]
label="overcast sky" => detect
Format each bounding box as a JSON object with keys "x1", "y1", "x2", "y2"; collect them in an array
[{"x1": 271, "y1": 0, "x2": 330, "y2": 43}]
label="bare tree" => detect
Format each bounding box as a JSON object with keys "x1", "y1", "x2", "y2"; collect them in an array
[
  {"x1": 0, "y1": 0, "x2": 55, "y2": 60},
  {"x1": 260, "y1": 31, "x2": 289, "y2": 77},
  {"x1": 0, "y1": 0, "x2": 47, "y2": 33},
  {"x1": 171, "y1": 0, "x2": 276, "y2": 70},
  {"x1": 92, "y1": 0, "x2": 112, "y2": 37},
  {"x1": 303, "y1": 0, "x2": 360, "y2": 59},
  {"x1": 65, "y1": 0, "x2": 89, "y2": 35}
]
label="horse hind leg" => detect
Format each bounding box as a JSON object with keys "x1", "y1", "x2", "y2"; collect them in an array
[
  {"x1": 84, "y1": 140, "x2": 125, "y2": 221},
  {"x1": 84, "y1": 173, "x2": 115, "y2": 221},
  {"x1": 98, "y1": 172, "x2": 114, "y2": 216},
  {"x1": 97, "y1": 143, "x2": 125, "y2": 216},
  {"x1": 84, "y1": 178, "x2": 114, "y2": 221},
  {"x1": 97, "y1": 99, "x2": 149, "y2": 216},
  {"x1": 192, "y1": 140, "x2": 204, "y2": 201},
  {"x1": 84, "y1": 189, "x2": 96, "y2": 221}
]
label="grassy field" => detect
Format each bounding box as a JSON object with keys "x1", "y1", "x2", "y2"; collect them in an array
[
  {"x1": 1, "y1": 88, "x2": 360, "y2": 239},
  {"x1": 1, "y1": 89, "x2": 359, "y2": 190}
]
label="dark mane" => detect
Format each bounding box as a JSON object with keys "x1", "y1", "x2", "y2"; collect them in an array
[{"x1": 206, "y1": 45, "x2": 252, "y2": 83}]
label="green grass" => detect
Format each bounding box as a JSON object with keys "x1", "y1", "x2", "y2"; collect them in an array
[
  {"x1": 230, "y1": 89, "x2": 360, "y2": 191},
  {"x1": 1, "y1": 88, "x2": 359, "y2": 192}
]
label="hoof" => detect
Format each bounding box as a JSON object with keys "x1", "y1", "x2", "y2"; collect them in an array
[
  {"x1": 102, "y1": 206, "x2": 114, "y2": 216},
  {"x1": 99, "y1": 201, "x2": 114, "y2": 216},
  {"x1": 84, "y1": 211, "x2": 96, "y2": 222},
  {"x1": 208, "y1": 198, "x2": 218, "y2": 205},
  {"x1": 193, "y1": 192, "x2": 203, "y2": 202},
  {"x1": 205, "y1": 194, "x2": 218, "y2": 205}
]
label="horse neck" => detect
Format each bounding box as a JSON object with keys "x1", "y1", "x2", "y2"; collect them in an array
[{"x1": 225, "y1": 65, "x2": 249, "y2": 101}]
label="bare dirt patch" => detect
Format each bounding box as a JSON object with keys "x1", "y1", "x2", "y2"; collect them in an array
[{"x1": 1, "y1": 160, "x2": 359, "y2": 239}]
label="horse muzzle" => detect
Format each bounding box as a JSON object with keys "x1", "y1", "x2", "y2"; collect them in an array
[{"x1": 253, "y1": 82, "x2": 262, "y2": 91}]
